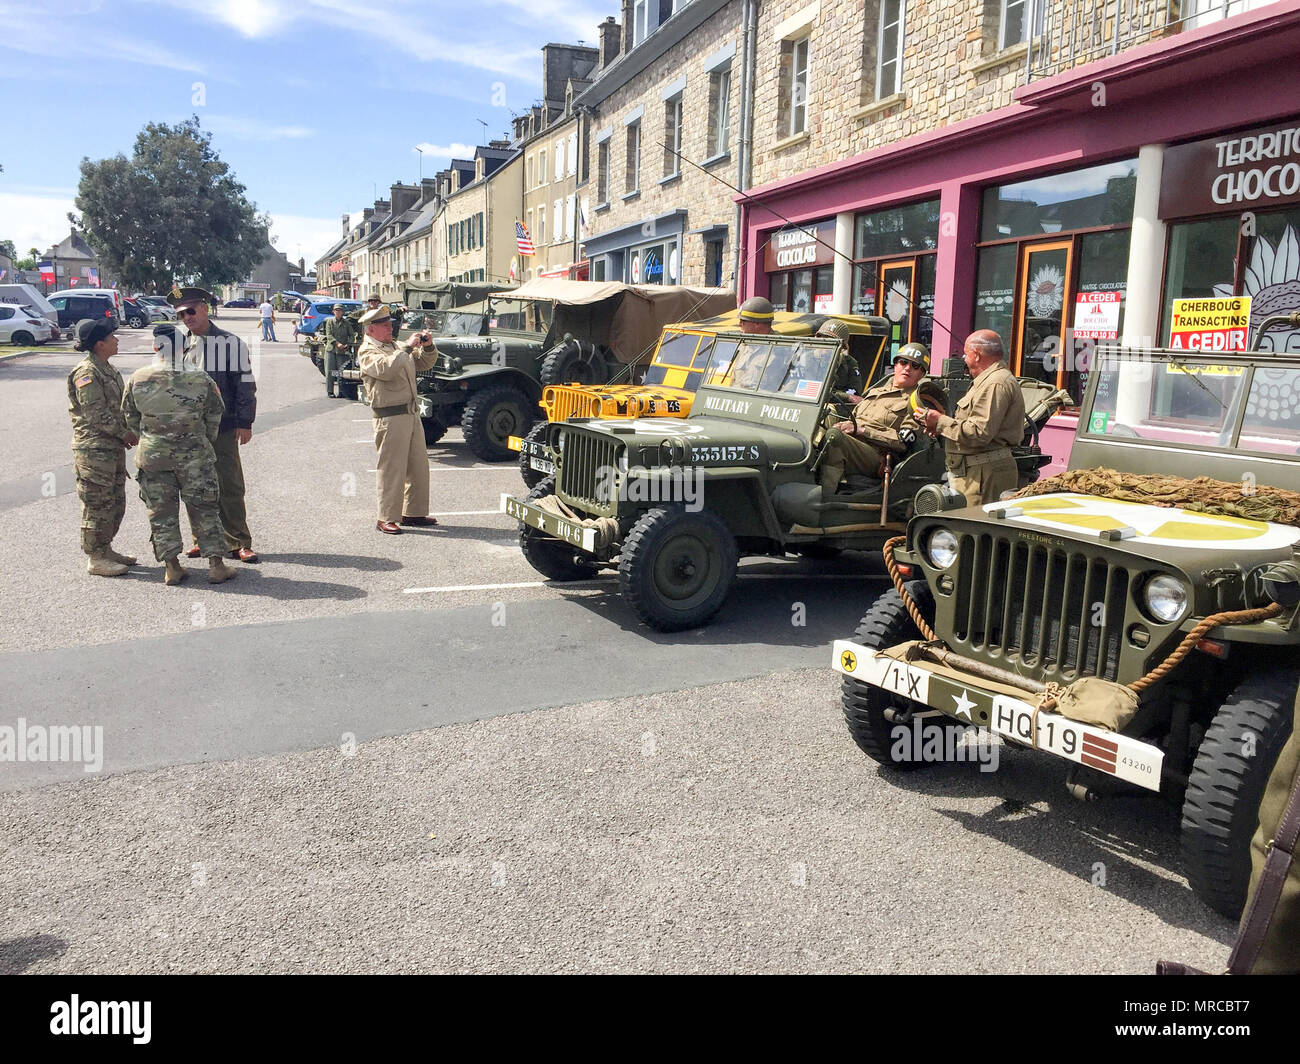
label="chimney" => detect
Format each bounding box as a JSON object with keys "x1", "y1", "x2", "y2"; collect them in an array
[
  {"x1": 600, "y1": 16, "x2": 621, "y2": 68},
  {"x1": 342, "y1": 213, "x2": 351, "y2": 235},
  {"x1": 419, "y1": 177, "x2": 438, "y2": 203},
  {"x1": 390, "y1": 182, "x2": 420, "y2": 216}
]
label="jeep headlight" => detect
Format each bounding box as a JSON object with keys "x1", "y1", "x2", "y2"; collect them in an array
[
  {"x1": 925, "y1": 528, "x2": 959, "y2": 569},
  {"x1": 1143, "y1": 574, "x2": 1188, "y2": 624},
  {"x1": 554, "y1": 428, "x2": 566, "y2": 453}
]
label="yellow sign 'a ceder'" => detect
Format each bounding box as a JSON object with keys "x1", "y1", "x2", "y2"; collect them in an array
[{"x1": 1168, "y1": 296, "x2": 1252, "y2": 352}]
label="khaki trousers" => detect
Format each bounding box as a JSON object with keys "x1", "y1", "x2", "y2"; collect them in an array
[
  {"x1": 819, "y1": 427, "x2": 886, "y2": 495},
  {"x1": 949, "y1": 454, "x2": 1019, "y2": 508},
  {"x1": 374, "y1": 411, "x2": 429, "y2": 522},
  {"x1": 213, "y1": 429, "x2": 253, "y2": 550}
]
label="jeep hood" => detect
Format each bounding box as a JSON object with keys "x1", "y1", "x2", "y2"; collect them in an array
[{"x1": 563, "y1": 415, "x2": 808, "y2": 464}]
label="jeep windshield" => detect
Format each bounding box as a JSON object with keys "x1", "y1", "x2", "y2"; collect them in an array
[
  {"x1": 413, "y1": 309, "x2": 486, "y2": 336},
  {"x1": 488, "y1": 297, "x2": 550, "y2": 334},
  {"x1": 703, "y1": 336, "x2": 833, "y2": 401},
  {"x1": 641, "y1": 330, "x2": 714, "y2": 388},
  {"x1": 1084, "y1": 350, "x2": 1300, "y2": 458}
]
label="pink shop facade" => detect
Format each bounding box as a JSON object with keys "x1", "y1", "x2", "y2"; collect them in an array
[{"x1": 739, "y1": 3, "x2": 1300, "y2": 472}]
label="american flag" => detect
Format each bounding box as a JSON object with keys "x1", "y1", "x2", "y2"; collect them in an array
[{"x1": 515, "y1": 220, "x2": 535, "y2": 257}]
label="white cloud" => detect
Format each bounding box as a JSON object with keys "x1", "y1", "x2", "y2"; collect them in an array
[
  {"x1": 203, "y1": 115, "x2": 314, "y2": 141},
  {"x1": 0, "y1": 193, "x2": 77, "y2": 258},
  {"x1": 165, "y1": 0, "x2": 295, "y2": 38},
  {"x1": 414, "y1": 142, "x2": 477, "y2": 161}
]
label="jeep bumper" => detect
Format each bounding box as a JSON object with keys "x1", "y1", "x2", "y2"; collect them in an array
[
  {"x1": 501, "y1": 494, "x2": 598, "y2": 553},
  {"x1": 831, "y1": 639, "x2": 1165, "y2": 791}
]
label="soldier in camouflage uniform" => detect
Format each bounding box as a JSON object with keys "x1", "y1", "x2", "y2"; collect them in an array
[
  {"x1": 121, "y1": 324, "x2": 237, "y2": 586},
  {"x1": 321, "y1": 303, "x2": 360, "y2": 398},
  {"x1": 67, "y1": 319, "x2": 139, "y2": 576}
]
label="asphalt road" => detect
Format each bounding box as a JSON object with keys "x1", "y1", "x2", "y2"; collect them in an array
[{"x1": 0, "y1": 311, "x2": 1233, "y2": 973}]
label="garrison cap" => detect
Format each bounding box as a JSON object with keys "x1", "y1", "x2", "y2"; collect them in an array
[
  {"x1": 166, "y1": 285, "x2": 214, "y2": 307},
  {"x1": 738, "y1": 296, "x2": 775, "y2": 323},
  {"x1": 74, "y1": 317, "x2": 117, "y2": 349},
  {"x1": 359, "y1": 305, "x2": 392, "y2": 325},
  {"x1": 893, "y1": 342, "x2": 929, "y2": 369},
  {"x1": 816, "y1": 319, "x2": 850, "y2": 342}
]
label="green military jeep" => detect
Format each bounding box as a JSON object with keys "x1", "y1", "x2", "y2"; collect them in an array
[
  {"x1": 503, "y1": 327, "x2": 1064, "y2": 631},
  {"x1": 405, "y1": 279, "x2": 734, "y2": 461},
  {"x1": 834, "y1": 325, "x2": 1300, "y2": 918}
]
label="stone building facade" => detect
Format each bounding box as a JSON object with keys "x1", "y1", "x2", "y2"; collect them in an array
[
  {"x1": 575, "y1": 0, "x2": 742, "y2": 290},
  {"x1": 443, "y1": 148, "x2": 522, "y2": 285}
]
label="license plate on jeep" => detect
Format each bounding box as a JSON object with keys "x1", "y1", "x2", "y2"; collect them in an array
[
  {"x1": 500, "y1": 494, "x2": 596, "y2": 553},
  {"x1": 529, "y1": 457, "x2": 554, "y2": 475},
  {"x1": 831, "y1": 640, "x2": 1164, "y2": 791}
]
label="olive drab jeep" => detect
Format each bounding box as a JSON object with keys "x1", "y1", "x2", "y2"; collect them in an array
[
  {"x1": 513, "y1": 311, "x2": 890, "y2": 490},
  {"x1": 405, "y1": 279, "x2": 734, "y2": 461},
  {"x1": 833, "y1": 315, "x2": 1300, "y2": 918},
  {"x1": 502, "y1": 326, "x2": 1066, "y2": 632}
]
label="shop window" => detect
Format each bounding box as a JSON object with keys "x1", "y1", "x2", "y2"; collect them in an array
[
  {"x1": 876, "y1": 0, "x2": 906, "y2": 99},
  {"x1": 707, "y1": 67, "x2": 731, "y2": 158},
  {"x1": 596, "y1": 141, "x2": 610, "y2": 204},
  {"x1": 854, "y1": 199, "x2": 939, "y2": 258},
  {"x1": 770, "y1": 266, "x2": 832, "y2": 312},
  {"x1": 981, "y1": 159, "x2": 1137, "y2": 241},
  {"x1": 664, "y1": 94, "x2": 683, "y2": 178},
  {"x1": 770, "y1": 272, "x2": 789, "y2": 310},
  {"x1": 776, "y1": 36, "x2": 810, "y2": 139}
]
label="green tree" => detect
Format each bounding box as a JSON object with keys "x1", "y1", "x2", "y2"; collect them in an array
[
  {"x1": 0, "y1": 239, "x2": 15, "y2": 260},
  {"x1": 73, "y1": 116, "x2": 270, "y2": 293}
]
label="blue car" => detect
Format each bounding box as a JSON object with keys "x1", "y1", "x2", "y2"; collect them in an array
[{"x1": 297, "y1": 299, "x2": 363, "y2": 335}]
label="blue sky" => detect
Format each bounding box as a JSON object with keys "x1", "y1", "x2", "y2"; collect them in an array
[{"x1": 0, "y1": 0, "x2": 612, "y2": 267}]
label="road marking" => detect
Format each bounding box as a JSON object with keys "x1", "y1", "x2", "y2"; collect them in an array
[
  {"x1": 403, "y1": 578, "x2": 611, "y2": 594},
  {"x1": 429, "y1": 509, "x2": 511, "y2": 516},
  {"x1": 365, "y1": 465, "x2": 503, "y2": 472}
]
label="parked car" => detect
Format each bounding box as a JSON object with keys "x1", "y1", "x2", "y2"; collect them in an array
[
  {"x1": 122, "y1": 298, "x2": 158, "y2": 329},
  {"x1": 297, "y1": 298, "x2": 363, "y2": 336},
  {"x1": 49, "y1": 287, "x2": 124, "y2": 319},
  {"x1": 0, "y1": 304, "x2": 56, "y2": 345},
  {"x1": 224, "y1": 298, "x2": 257, "y2": 309},
  {"x1": 46, "y1": 292, "x2": 118, "y2": 331},
  {"x1": 135, "y1": 295, "x2": 176, "y2": 321},
  {"x1": 0, "y1": 283, "x2": 58, "y2": 325}
]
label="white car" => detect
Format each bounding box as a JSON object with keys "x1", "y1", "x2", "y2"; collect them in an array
[
  {"x1": 0, "y1": 304, "x2": 56, "y2": 345},
  {"x1": 136, "y1": 295, "x2": 177, "y2": 321}
]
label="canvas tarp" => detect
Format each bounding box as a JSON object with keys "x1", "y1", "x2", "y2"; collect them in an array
[{"x1": 493, "y1": 279, "x2": 735, "y2": 365}]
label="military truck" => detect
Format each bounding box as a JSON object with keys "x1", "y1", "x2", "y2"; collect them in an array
[
  {"x1": 513, "y1": 310, "x2": 887, "y2": 489},
  {"x1": 503, "y1": 327, "x2": 1063, "y2": 631},
  {"x1": 832, "y1": 321, "x2": 1300, "y2": 918},
  {"x1": 405, "y1": 279, "x2": 733, "y2": 461}
]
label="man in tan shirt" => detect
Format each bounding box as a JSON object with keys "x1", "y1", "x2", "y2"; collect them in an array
[
  {"x1": 818, "y1": 343, "x2": 928, "y2": 495},
  {"x1": 357, "y1": 305, "x2": 440, "y2": 534},
  {"x1": 913, "y1": 329, "x2": 1025, "y2": 506}
]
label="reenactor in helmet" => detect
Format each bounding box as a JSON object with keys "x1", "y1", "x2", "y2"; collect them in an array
[
  {"x1": 818, "y1": 342, "x2": 931, "y2": 496},
  {"x1": 320, "y1": 303, "x2": 361, "y2": 398},
  {"x1": 738, "y1": 296, "x2": 775, "y2": 334},
  {"x1": 122, "y1": 324, "x2": 237, "y2": 585}
]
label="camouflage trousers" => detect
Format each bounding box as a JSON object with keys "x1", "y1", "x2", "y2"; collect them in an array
[
  {"x1": 136, "y1": 450, "x2": 226, "y2": 562},
  {"x1": 73, "y1": 447, "x2": 126, "y2": 556}
]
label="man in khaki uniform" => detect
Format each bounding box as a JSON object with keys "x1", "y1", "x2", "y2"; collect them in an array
[
  {"x1": 357, "y1": 304, "x2": 440, "y2": 534},
  {"x1": 914, "y1": 329, "x2": 1025, "y2": 506},
  {"x1": 818, "y1": 343, "x2": 928, "y2": 496}
]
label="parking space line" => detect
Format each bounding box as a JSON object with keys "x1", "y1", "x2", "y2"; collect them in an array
[
  {"x1": 403, "y1": 578, "x2": 611, "y2": 594},
  {"x1": 429, "y1": 509, "x2": 510, "y2": 517},
  {"x1": 365, "y1": 466, "x2": 503, "y2": 472}
]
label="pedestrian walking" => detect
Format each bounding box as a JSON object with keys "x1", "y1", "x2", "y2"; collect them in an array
[
  {"x1": 122, "y1": 325, "x2": 236, "y2": 586},
  {"x1": 356, "y1": 304, "x2": 439, "y2": 533},
  {"x1": 67, "y1": 318, "x2": 139, "y2": 576},
  {"x1": 167, "y1": 286, "x2": 261, "y2": 562},
  {"x1": 258, "y1": 295, "x2": 277, "y2": 342}
]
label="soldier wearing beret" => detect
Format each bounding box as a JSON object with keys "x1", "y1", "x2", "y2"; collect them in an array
[
  {"x1": 356, "y1": 304, "x2": 440, "y2": 534},
  {"x1": 67, "y1": 318, "x2": 139, "y2": 576},
  {"x1": 167, "y1": 286, "x2": 260, "y2": 563},
  {"x1": 819, "y1": 343, "x2": 930, "y2": 496},
  {"x1": 913, "y1": 330, "x2": 1026, "y2": 507},
  {"x1": 122, "y1": 325, "x2": 235, "y2": 585}
]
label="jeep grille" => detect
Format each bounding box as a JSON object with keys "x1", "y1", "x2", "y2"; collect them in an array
[
  {"x1": 545, "y1": 387, "x2": 601, "y2": 422},
  {"x1": 557, "y1": 429, "x2": 622, "y2": 516},
  {"x1": 951, "y1": 532, "x2": 1130, "y2": 682}
]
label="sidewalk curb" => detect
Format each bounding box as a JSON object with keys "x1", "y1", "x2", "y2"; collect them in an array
[{"x1": 0, "y1": 349, "x2": 42, "y2": 365}]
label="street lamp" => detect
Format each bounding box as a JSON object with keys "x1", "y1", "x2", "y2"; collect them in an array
[{"x1": 415, "y1": 145, "x2": 425, "y2": 180}]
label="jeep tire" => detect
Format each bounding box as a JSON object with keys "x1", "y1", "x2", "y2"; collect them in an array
[
  {"x1": 540, "y1": 339, "x2": 608, "y2": 388},
  {"x1": 518, "y1": 421, "x2": 548, "y2": 489},
  {"x1": 519, "y1": 477, "x2": 598, "y2": 582},
  {"x1": 841, "y1": 581, "x2": 937, "y2": 770},
  {"x1": 619, "y1": 507, "x2": 737, "y2": 632},
  {"x1": 1181, "y1": 666, "x2": 1297, "y2": 918},
  {"x1": 462, "y1": 384, "x2": 533, "y2": 462}
]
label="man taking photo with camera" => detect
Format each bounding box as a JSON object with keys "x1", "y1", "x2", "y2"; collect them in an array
[{"x1": 356, "y1": 304, "x2": 440, "y2": 535}]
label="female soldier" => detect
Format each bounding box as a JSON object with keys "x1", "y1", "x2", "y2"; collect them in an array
[{"x1": 67, "y1": 318, "x2": 138, "y2": 576}]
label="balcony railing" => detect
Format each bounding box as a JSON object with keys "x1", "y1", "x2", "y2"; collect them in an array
[{"x1": 1025, "y1": 0, "x2": 1263, "y2": 80}]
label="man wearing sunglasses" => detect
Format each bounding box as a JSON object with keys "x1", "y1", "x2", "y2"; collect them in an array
[{"x1": 167, "y1": 286, "x2": 260, "y2": 563}]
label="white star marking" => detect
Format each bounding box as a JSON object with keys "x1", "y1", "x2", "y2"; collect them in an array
[{"x1": 952, "y1": 689, "x2": 976, "y2": 721}]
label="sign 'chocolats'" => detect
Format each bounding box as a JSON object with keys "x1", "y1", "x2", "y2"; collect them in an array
[
  {"x1": 763, "y1": 220, "x2": 836, "y2": 272},
  {"x1": 1160, "y1": 121, "x2": 1300, "y2": 218}
]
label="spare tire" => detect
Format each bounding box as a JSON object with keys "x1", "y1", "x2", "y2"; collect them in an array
[{"x1": 540, "y1": 339, "x2": 608, "y2": 387}]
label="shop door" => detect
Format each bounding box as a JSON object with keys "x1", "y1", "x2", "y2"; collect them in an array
[
  {"x1": 876, "y1": 258, "x2": 915, "y2": 360},
  {"x1": 1013, "y1": 240, "x2": 1073, "y2": 387}
]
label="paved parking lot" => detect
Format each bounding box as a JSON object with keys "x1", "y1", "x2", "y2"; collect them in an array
[{"x1": 0, "y1": 310, "x2": 1233, "y2": 973}]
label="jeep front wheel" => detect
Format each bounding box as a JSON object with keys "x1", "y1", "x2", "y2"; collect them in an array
[
  {"x1": 619, "y1": 507, "x2": 737, "y2": 632},
  {"x1": 841, "y1": 581, "x2": 936, "y2": 771},
  {"x1": 519, "y1": 477, "x2": 598, "y2": 582},
  {"x1": 462, "y1": 385, "x2": 533, "y2": 461},
  {"x1": 518, "y1": 421, "x2": 548, "y2": 489},
  {"x1": 1181, "y1": 666, "x2": 1297, "y2": 918}
]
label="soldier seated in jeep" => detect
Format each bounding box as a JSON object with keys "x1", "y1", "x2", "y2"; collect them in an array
[{"x1": 833, "y1": 315, "x2": 1300, "y2": 919}]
